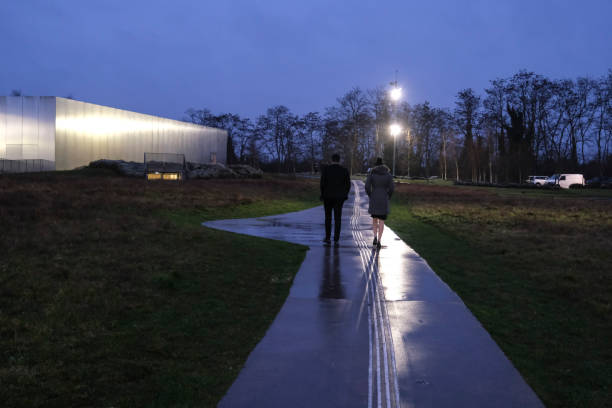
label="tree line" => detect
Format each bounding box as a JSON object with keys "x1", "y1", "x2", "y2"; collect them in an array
[{"x1": 185, "y1": 69, "x2": 612, "y2": 181}]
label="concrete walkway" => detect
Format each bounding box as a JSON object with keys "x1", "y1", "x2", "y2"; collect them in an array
[{"x1": 204, "y1": 180, "x2": 544, "y2": 408}]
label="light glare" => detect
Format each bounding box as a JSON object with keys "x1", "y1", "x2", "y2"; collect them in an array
[
  {"x1": 389, "y1": 123, "x2": 402, "y2": 137},
  {"x1": 390, "y1": 87, "x2": 402, "y2": 101}
]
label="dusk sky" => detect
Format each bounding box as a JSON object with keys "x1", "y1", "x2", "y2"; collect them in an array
[{"x1": 1, "y1": 0, "x2": 611, "y2": 120}]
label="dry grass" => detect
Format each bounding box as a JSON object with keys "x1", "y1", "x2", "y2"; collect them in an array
[
  {"x1": 389, "y1": 183, "x2": 612, "y2": 407},
  {"x1": 396, "y1": 184, "x2": 612, "y2": 312}
]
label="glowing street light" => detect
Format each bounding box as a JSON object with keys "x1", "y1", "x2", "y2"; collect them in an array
[
  {"x1": 390, "y1": 87, "x2": 402, "y2": 101},
  {"x1": 388, "y1": 72, "x2": 403, "y2": 177},
  {"x1": 389, "y1": 123, "x2": 402, "y2": 137}
]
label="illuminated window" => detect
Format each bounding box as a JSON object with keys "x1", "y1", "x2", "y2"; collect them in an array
[
  {"x1": 162, "y1": 173, "x2": 181, "y2": 180},
  {"x1": 147, "y1": 172, "x2": 181, "y2": 181}
]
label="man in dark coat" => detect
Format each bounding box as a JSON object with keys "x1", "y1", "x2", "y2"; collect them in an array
[{"x1": 320, "y1": 153, "x2": 351, "y2": 244}]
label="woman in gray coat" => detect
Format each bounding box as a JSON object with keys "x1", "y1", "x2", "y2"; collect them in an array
[{"x1": 365, "y1": 158, "x2": 394, "y2": 248}]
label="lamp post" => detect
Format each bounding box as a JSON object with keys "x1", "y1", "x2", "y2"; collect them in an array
[
  {"x1": 389, "y1": 123, "x2": 402, "y2": 176},
  {"x1": 406, "y1": 129, "x2": 411, "y2": 178},
  {"x1": 389, "y1": 77, "x2": 402, "y2": 177}
]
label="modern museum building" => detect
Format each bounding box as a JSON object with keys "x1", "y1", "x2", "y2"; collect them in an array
[{"x1": 0, "y1": 96, "x2": 227, "y2": 172}]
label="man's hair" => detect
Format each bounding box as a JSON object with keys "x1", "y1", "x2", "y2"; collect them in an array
[{"x1": 331, "y1": 153, "x2": 340, "y2": 162}]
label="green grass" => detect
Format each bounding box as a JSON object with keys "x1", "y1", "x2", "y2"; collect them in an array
[
  {"x1": 393, "y1": 178, "x2": 455, "y2": 186},
  {"x1": 162, "y1": 197, "x2": 320, "y2": 227},
  {"x1": 492, "y1": 186, "x2": 612, "y2": 199},
  {"x1": 0, "y1": 171, "x2": 320, "y2": 407},
  {"x1": 352, "y1": 174, "x2": 455, "y2": 187},
  {"x1": 5, "y1": 170, "x2": 610, "y2": 407},
  {"x1": 387, "y1": 184, "x2": 612, "y2": 408}
]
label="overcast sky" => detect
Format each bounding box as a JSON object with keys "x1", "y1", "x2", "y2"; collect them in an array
[{"x1": 1, "y1": 0, "x2": 611, "y2": 120}]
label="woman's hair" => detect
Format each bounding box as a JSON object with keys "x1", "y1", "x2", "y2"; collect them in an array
[{"x1": 375, "y1": 157, "x2": 383, "y2": 166}]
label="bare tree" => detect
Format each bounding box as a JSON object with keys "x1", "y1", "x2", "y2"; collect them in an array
[
  {"x1": 182, "y1": 68, "x2": 612, "y2": 179},
  {"x1": 483, "y1": 78, "x2": 508, "y2": 181},
  {"x1": 454, "y1": 88, "x2": 481, "y2": 181},
  {"x1": 556, "y1": 78, "x2": 597, "y2": 170},
  {"x1": 368, "y1": 87, "x2": 392, "y2": 159},
  {"x1": 328, "y1": 87, "x2": 372, "y2": 175},
  {"x1": 302, "y1": 112, "x2": 323, "y2": 173},
  {"x1": 185, "y1": 108, "x2": 243, "y2": 164},
  {"x1": 257, "y1": 105, "x2": 299, "y2": 173},
  {"x1": 434, "y1": 109, "x2": 454, "y2": 180},
  {"x1": 593, "y1": 71, "x2": 612, "y2": 177}
]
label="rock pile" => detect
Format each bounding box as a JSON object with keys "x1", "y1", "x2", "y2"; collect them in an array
[
  {"x1": 186, "y1": 163, "x2": 263, "y2": 179},
  {"x1": 228, "y1": 164, "x2": 263, "y2": 178},
  {"x1": 186, "y1": 163, "x2": 236, "y2": 179},
  {"x1": 89, "y1": 159, "x2": 145, "y2": 177},
  {"x1": 88, "y1": 159, "x2": 263, "y2": 179}
]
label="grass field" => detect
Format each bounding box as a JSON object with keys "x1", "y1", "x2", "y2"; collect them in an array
[
  {"x1": 387, "y1": 183, "x2": 612, "y2": 408},
  {"x1": 3, "y1": 170, "x2": 610, "y2": 407},
  {"x1": 0, "y1": 169, "x2": 319, "y2": 407}
]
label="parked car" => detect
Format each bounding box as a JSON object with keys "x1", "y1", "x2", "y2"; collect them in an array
[
  {"x1": 587, "y1": 177, "x2": 602, "y2": 188},
  {"x1": 526, "y1": 175, "x2": 549, "y2": 186},
  {"x1": 557, "y1": 174, "x2": 585, "y2": 189},
  {"x1": 587, "y1": 176, "x2": 612, "y2": 188},
  {"x1": 546, "y1": 174, "x2": 560, "y2": 186}
]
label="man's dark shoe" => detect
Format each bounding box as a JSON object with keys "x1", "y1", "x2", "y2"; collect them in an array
[
  {"x1": 373, "y1": 237, "x2": 378, "y2": 246},
  {"x1": 333, "y1": 239, "x2": 339, "y2": 246},
  {"x1": 376, "y1": 241, "x2": 382, "y2": 249},
  {"x1": 323, "y1": 238, "x2": 331, "y2": 245}
]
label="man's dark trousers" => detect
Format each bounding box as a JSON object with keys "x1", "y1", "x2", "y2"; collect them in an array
[{"x1": 324, "y1": 198, "x2": 344, "y2": 241}]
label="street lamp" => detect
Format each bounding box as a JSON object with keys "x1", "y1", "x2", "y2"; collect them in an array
[
  {"x1": 389, "y1": 75, "x2": 402, "y2": 177},
  {"x1": 389, "y1": 123, "x2": 402, "y2": 177},
  {"x1": 390, "y1": 87, "x2": 402, "y2": 102},
  {"x1": 389, "y1": 123, "x2": 402, "y2": 136},
  {"x1": 406, "y1": 129, "x2": 411, "y2": 178}
]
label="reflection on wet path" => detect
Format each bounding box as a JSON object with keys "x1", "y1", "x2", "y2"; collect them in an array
[
  {"x1": 207, "y1": 184, "x2": 372, "y2": 407},
  {"x1": 350, "y1": 181, "x2": 401, "y2": 408},
  {"x1": 319, "y1": 245, "x2": 346, "y2": 299}
]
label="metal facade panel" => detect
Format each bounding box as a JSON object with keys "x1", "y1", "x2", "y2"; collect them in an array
[
  {"x1": 21, "y1": 97, "x2": 38, "y2": 159},
  {"x1": 1, "y1": 96, "x2": 226, "y2": 171},
  {"x1": 90, "y1": 103, "x2": 104, "y2": 161},
  {"x1": 6, "y1": 97, "x2": 22, "y2": 146},
  {"x1": 21, "y1": 97, "x2": 38, "y2": 146},
  {"x1": 0, "y1": 97, "x2": 6, "y2": 158},
  {"x1": 22, "y1": 144, "x2": 38, "y2": 160},
  {"x1": 0, "y1": 96, "x2": 56, "y2": 165},
  {"x1": 38, "y1": 97, "x2": 56, "y2": 163},
  {"x1": 54, "y1": 97, "x2": 69, "y2": 169},
  {"x1": 5, "y1": 145, "x2": 22, "y2": 158},
  {"x1": 215, "y1": 129, "x2": 228, "y2": 164},
  {"x1": 54, "y1": 98, "x2": 227, "y2": 170}
]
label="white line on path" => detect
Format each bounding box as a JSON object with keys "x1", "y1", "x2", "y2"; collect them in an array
[{"x1": 351, "y1": 180, "x2": 400, "y2": 408}]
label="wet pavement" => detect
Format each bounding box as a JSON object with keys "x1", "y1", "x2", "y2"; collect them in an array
[{"x1": 204, "y1": 181, "x2": 544, "y2": 408}]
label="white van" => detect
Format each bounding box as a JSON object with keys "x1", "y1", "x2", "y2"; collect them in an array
[{"x1": 557, "y1": 174, "x2": 585, "y2": 189}]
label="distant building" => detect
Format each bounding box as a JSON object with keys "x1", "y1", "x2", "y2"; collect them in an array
[{"x1": 0, "y1": 96, "x2": 227, "y2": 172}]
